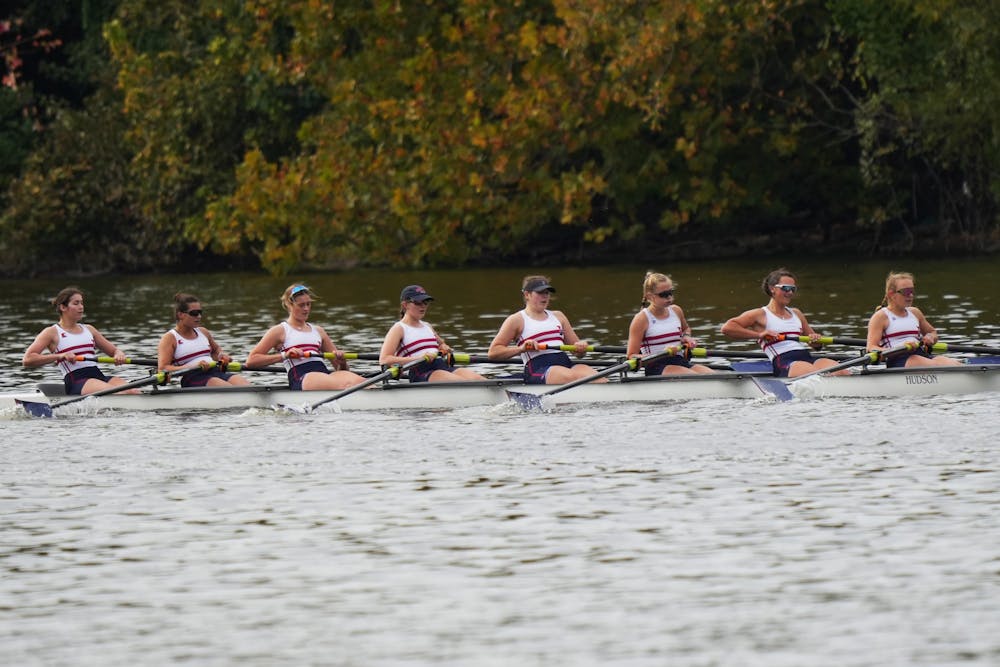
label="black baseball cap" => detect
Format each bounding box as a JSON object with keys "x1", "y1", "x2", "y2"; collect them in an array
[
  {"x1": 523, "y1": 278, "x2": 556, "y2": 293},
  {"x1": 400, "y1": 285, "x2": 434, "y2": 302}
]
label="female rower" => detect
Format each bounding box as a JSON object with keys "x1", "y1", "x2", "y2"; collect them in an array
[
  {"x1": 627, "y1": 272, "x2": 714, "y2": 375},
  {"x1": 22, "y1": 286, "x2": 136, "y2": 395},
  {"x1": 378, "y1": 285, "x2": 486, "y2": 382},
  {"x1": 246, "y1": 284, "x2": 366, "y2": 390},
  {"x1": 720, "y1": 268, "x2": 845, "y2": 377},
  {"x1": 865, "y1": 271, "x2": 961, "y2": 367},
  {"x1": 157, "y1": 293, "x2": 250, "y2": 387},
  {"x1": 487, "y1": 275, "x2": 604, "y2": 384}
]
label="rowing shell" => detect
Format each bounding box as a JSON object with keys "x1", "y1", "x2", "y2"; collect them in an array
[{"x1": 2, "y1": 363, "x2": 998, "y2": 414}]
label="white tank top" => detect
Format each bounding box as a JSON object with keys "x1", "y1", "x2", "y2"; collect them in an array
[
  {"x1": 394, "y1": 321, "x2": 439, "y2": 357},
  {"x1": 760, "y1": 307, "x2": 807, "y2": 360},
  {"x1": 280, "y1": 322, "x2": 323, "y2": 370},
  {"x1": 169, "y1": 327, "x2": 213, "y2": 366},
  {"x1": 54, "y1": 323, "x2": 98, "y2": 376},
  {"x1": 879, "y1": 307, "x2": 921, "y2": 349},
  {"x1": 517, "y1": 309, "x2": 564, "y2": 363},
  {"x1": 639, "y1": 307, "x2": 683, "y2": 355}
]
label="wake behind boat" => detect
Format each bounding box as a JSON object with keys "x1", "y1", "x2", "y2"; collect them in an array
[{"x1": 2, "y1": 362, "x2": 998, "y2": 414}]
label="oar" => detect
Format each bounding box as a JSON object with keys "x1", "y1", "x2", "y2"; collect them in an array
[
  {"x1": 776, "y1": 335, "x2": 869, "y2": 347},
  {"x1": 781, "y1": 338, "x2": 1000, "y2": 356},
  {"x1": 280, "y1": 357, "x2": 427, "y2": 414},
  {"x1": 538, "y1": 343, "x2": 807, "y2": 361},
  {"x1": 753, "y1": 345, "x2": 915, "y2": 401},
  {"x1": 320, "y1": 351, "x2": 529, "y2": 366},
  {"x1": 926, "y1": 342, "x2": 1000, "y2": 355},
  {"x1": 81, "y1": 354, "x2": 287, "y2": 373},
  {"x1": 506, "y1": 348, "x2": 677, "y2": 410},
  {"x1": 538, "y1": 343, "x2": 628, "y2": 354},
  {"x1": 776, "y1": 336, "x2": 1000, "y2": 356},
  {"x1": 17, "y1": 365, "x2": 203, "y2": 418}
]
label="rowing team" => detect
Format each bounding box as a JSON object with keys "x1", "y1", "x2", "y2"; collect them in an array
[{"x1": 22, "y1": 268, "x2": 960, "y2": 398}]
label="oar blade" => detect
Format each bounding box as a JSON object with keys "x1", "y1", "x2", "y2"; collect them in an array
[
  {"x1": 16, "y1": 399, "x2": 54, "y2": 418},
  {"x1": 504, "y1": 389, "x2": 545, "y2": 411},
  {"x1": 751, "y1": 377, "x2": 794, "y2": 402}
]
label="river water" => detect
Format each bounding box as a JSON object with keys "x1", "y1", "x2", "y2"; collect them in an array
[{"x1": 2, "y1": 259, "x2": 999, "y2": 666}]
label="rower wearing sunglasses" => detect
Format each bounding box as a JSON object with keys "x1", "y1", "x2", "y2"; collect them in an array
[
  {"x1": 865, "y1": 271, "x2": 961, "y2": 368},
  {"x1": 721, "y1": 268, "x2": 845, "y2": 377},
  {"x1": 157, "y1": 292, "x2": 250, "y2": 387},
  {"x1": 247, "y1": 284, "x2": 366, "y2": 390},
  {"x1": 626, "y1": 271, "x2": 714, "y2": 375}
]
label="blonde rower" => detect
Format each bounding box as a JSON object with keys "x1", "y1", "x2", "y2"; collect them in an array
[
  {"x1": 627, "y1": 272, "x2": 714, "y2": 375},
  {"x1": 865, "y1": 271, "x2": 960, "y2": 368},
  {"x1": 247, "y1": 284, "x2": 366, "y2": 390}
]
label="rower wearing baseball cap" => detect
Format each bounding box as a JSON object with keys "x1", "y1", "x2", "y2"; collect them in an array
[
  {"x1": 487, "y1": 275, "x2": 605, "y2": 385},
  {"x1": 378, "y1": 284, "x2": 486, "y2": 383}
]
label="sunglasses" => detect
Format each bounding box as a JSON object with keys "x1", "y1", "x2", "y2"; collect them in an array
[
  {"x1": 775, "y1": 285, "x2": 798, "y2": 293},
  {"x1": 186, "y1": 309, "x2": 203, "y2": 317},
  {"x1": 895, "y1": 287, "x2": 915, "y2": 297},
  {"x1": 290, "y1": 285, "x2": 309, "y2": 297},
  {"x1": 655, "y1": 290, "x2": 674, "y2": 299}
]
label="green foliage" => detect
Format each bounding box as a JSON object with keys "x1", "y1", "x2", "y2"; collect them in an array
[
  {"x1": 3, "y1": 0, "x2": 999, "y2": 276},
  {"x1": 0, "y1": 86, "x2": 167, "y2": 275},
  {"x1": 828, "y1": 0, "x2": 1000, "y2": 247}
]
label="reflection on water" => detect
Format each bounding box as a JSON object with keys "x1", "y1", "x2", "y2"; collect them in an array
[{"x1": 2, "y1": 259, "x2": 999, "y2": 665}]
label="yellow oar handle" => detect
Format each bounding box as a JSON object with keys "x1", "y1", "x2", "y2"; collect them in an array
[
  {"x1": 777, "y1": 335, "x2": 837, "y2": 345},
  {"x1": 627, "y1": 347, "x2": 682, "y2": 368},
  {"x1": 85, "y1": 355, "x2": 153, "y2": 365}
]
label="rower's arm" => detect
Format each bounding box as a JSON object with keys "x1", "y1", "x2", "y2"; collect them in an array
[
  {"x1": 487, "y1": 315, "x2": 526, "y2": 360},
  {"x1": 721, "y1": 308, "x2": 764, "y2": 341}
]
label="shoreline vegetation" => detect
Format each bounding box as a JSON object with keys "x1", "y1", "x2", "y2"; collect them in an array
[{"x1": 3, "y1": 1, "x2": 1000, "y2": 278}]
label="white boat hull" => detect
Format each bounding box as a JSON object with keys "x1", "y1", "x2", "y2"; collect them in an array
[{"x1": 2, "y1": 364, "x2": 998, "y2": 414}]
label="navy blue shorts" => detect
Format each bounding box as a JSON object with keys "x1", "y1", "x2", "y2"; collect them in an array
[
  {"x1": 523, "y1": 352, "x2": 576, "y2": 385},
  {"x1": 408, "y1": 356, "x2": 454, "y2": 383},
  {"x1": 63, "y1": 366, "x2": 110, "y2": 395},
  {"x1": 181, "y1": 367, "x2": 236, "y2": 388},
  {"x1": 886, "y1": 348, "x2": 932, "y2": 368},
  {"x1": 287, "y1": 360, "x2": 329, "y2": 390},
  {"x1": 643, "y1": 355, "x2": 692, "y2": 376},
  {"x1": 772, "y1": 349, "x2": 817, "y2": 377}
]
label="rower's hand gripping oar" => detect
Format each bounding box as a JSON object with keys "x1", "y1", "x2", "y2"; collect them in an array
[
  {"x1": 753, "y1": 344, "x2": 916, "y2": 401},
  {"x1": 280, "y1": 357, "x2": 427, "y2": 414},
  {"x1": 16, "y1": 364, "x2": 204, "y2": 418},
  {"x1": 505, "y1": 348, "x2": 677, "y2": 410}
]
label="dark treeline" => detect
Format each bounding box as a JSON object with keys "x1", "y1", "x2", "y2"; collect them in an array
[{"x1": 2, "y1": 0, "x2": 998, "y2": 277}]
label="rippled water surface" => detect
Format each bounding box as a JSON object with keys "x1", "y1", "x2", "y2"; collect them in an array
[{"x1": 2, "y1": 260, "x2": 999, "y2": 665}]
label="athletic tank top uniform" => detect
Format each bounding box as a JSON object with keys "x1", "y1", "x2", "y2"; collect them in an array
[
  {"x1": 878, "y1": 307, "x2": 931, "y2": 368},
  {"x1": 759, "y1": 307, "x2": 814, "y2": 377},
  {"x1": 517, "y1": 309, "x2": 575, "y2": 384},
  {"x1": 393, "y1": 320, "x2": 452, "y2": 382},
  {"x1": 639, "y1": 307, "x2": 692, "y2": 375},
  {"x1": 169, "y1": 327, "x2": 233, "y2": 388},
  {"x1": 280, "y1": 322, "x2": 329, "y2": 390},
  {"x1": 55, "y1": 323, "x2": 109, "y2": 395},
  {"x1": 169, "y1": 327, "x2": 213, "y2": 366}
]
